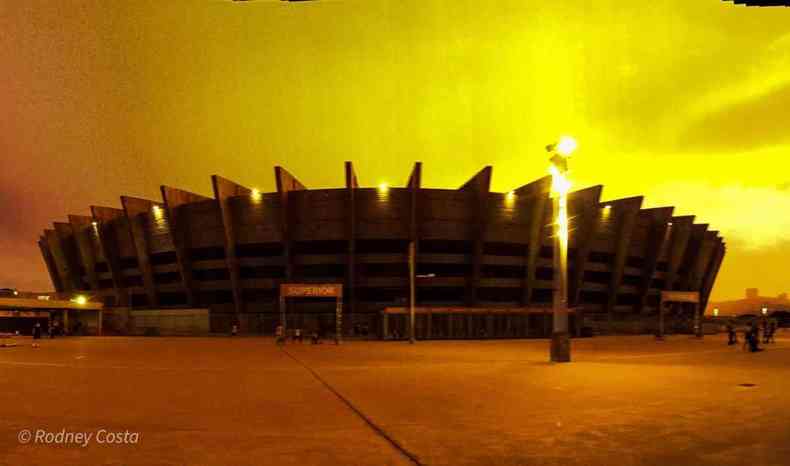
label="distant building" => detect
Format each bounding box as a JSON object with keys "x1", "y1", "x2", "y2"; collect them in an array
[{"x1": 707, "y1": 289, "x2": 790, "y2": 316}]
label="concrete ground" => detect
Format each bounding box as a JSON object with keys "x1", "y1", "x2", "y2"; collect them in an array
[{"x1": 1, "y1": 334, "x2": 789, "y2": 466}]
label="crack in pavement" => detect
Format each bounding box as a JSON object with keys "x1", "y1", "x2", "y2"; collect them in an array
[{"x1": 279, "y1": 346, "x2": 423, "y2": 466}]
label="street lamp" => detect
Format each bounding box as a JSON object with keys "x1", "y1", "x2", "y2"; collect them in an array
[
  {"x1": 408, "y1": 241, "x2": 416, "y2": 344},
  {"x1": 547, "y1": 136, "x2": 576, "y2": 363}
]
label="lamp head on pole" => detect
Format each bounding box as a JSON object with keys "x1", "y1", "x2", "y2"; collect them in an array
[
  {"x1": 556, "y1": 136, "x2": 578, "y2": 157},
  {"x1": 547, "y1": 135, "x2": 576, "y2": 174}
]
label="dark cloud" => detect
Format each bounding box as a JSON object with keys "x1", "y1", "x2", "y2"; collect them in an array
[{"x1": 678, "y1": 82, "x2": 790, "y2": 153}]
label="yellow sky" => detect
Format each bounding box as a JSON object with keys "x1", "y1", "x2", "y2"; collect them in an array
[{"x1": 1, "y1": 0, "x2": 789, "y2": 299}]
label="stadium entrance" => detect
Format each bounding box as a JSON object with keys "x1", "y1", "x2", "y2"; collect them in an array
[
  {"x1": 279, "y1": 283, "x2": 343, "y2": 344},
  {"x1": 658, "y1": 291, "x2": 702, "y2": 339}
]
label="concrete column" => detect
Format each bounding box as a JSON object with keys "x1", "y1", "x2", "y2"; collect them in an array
[
  {"x1": 345, "y1": 162, "x2": 358, "y2": 324},
  {"x1": 635, "y1": 208, "x2": 674, "y2": 314},
  {"x1": 274, "y1": 166, "x2": 307, "y2": 282},
  {"x1": 336, "y1": 296, "x2": 343, "y2": 345},
  {"x1": 426, "y1": 312, "x2": 432, "y2": 339},
  {"x1": 459, "y1": 166, "x2": 492, "y2": 306},
  {"x1": 694, "y1": 303, "x2": 702, "y2": 338},
  {"x1": 604, "y1": 197, "x2": 643, "y2": 333},
  {"x1": 511, "y1": 176, "x2": 552, "y2": 306},
  {"x1": 39, "y1": 237, "x2": 64, "y2": 292},
  {"x1": 211, "y1": 175, "x2": 252, "y2": 328},
  {"x1": 116, "y1": 200, "x2": 161, "y2": 307},
  {"x1": 160, "y1": 186, "x2": 212, "y2": 307},
  {"x1": 279, "y1": 295, "x2": 286, "y2": 334},
  {"x1": 568, "y1": 186, "x2": 603, "y2": 307}
]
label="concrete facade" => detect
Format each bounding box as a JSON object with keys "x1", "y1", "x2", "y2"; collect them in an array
[{"x1": 38, "y1": 163, "x2": 726, "y2": 337}]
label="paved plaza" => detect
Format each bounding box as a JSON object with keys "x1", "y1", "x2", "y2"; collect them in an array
[{"x1": 1, "y1": 334, "x2": 789, "y2": 466}]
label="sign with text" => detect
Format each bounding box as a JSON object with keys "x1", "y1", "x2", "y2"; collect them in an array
[{"x1": 280, "y1": 283, "x2": 343, "y2": 298}]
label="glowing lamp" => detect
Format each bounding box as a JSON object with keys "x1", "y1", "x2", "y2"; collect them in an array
[
  {"x1": 72, "y1": 295, "x2": 87, "y2": 305},
  {"x1": 556, "y1": 136, "x2": 578, "y2": 157},
  {"x1": 251, "y1": 188, "x2": 262, "y2": 201},
  {"x1": 713, "y1": 308, "x2": 719, "y2": 317},
  {"x1": 762, "y1": 307, "x2": 768, "y2": 315},
  {"x1": 378, "y1": 182, "x2": 390, "y2": 194},
  {"x1": 13, "y1": 290, "x2": 18, "y2": 296}
]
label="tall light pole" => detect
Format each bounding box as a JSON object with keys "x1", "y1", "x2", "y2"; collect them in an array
[
  {"x1": 408, "y1": 240, "x2": 416, "y2": 344},
  {"x1": 547, "y1": 136, "x2": 576, "y2": 363}
]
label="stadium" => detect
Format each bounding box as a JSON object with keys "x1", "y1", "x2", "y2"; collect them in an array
[{"x1": 37, "y1": 162, "x2": 725, "y2": 338}]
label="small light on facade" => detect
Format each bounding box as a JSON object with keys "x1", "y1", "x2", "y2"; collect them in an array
[
  {"x1": 13, "y1": 290, "x2": 18, "y2": 296},
  {"x1": 152, "y1": 205, "x2": 163, "y2": 219},
  {"x1": 91, "y1": 221, "x2": 98, "y2": 227},
  {"x1": 251, "y1": 188, "x2": 262, "y2": 201},
  {"x1": 668, "y1": 222, "x2": 673, "y2": 226},
  {"x1": 506, "y1": 190, "x2": 516, "y2": 200},
  {"x1": 713, "y1": 308, "x2": 719, "y2": 317},
  {"x1": 603, "y1": 204, "x2": 612, "y2": 210},
  {"x1": 378, "y1": 182, "x2": 390, "y2": 194},
  {"x1": 762, "y1": 307, "x2": 768, "y2": 315},
  {"x1": 72, "y1": 295, "x2": 87, "y2": 305}
]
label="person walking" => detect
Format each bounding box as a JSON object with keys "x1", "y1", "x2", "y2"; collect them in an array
[
  {"x1": 32, "y1": 322, "x2": 41, "y2": 348},
  {"x1": 231, "y1": 323, "x2": 238, "y2": 337},
  {"x1": 749, "y1": 321, "x2": 762, "y2": 352},
  {"x1": 768, "y1": 320, "x2": 777, "y2": 344},
  {"x1": 762, "y1": 319, "x2": 770, "y2": 344},
  {"x1": 726, "y1": 322, "x2": 737, "y2": 346}
]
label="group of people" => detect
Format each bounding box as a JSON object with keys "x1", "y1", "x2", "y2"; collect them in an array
[
  {"x1": 30, "y1": 321, "x2": 66, "y2": 347},
  {"x1": 726, "y1": 319, "x2": 778, "y2": 352},
  {"x1": 275, "y1": 325, "x2": 323, "y2": 345},
  {"x1": 228, "y1": 322, "x2": 328, "y2": 344}
]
